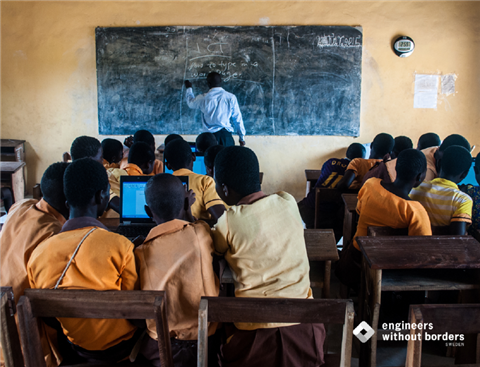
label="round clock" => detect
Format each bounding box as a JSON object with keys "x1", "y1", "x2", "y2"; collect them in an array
[{"x1": 393, "y1": 36, "x2": 415, "y2": 58}]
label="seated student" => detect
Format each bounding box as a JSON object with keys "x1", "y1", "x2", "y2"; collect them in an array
[
  {"x1": 120, "y1": 129, "x2": 163, "y2": 174},
  {"x1": 124, "y1": 142, "x2": 155, "y2": 176},
  {"x1": 101, "y1": 138, "x2": 123, "y2": 169},
  {"x1": 417, "y1": 132, "x2": 441, "y2": 150},
  {"x1": 196, "y1": 132, "x2": 218, "y2": 154},
  {"x1": 460, "y1": 151, "x2": 480, "y2": 234},
  {"x1": 391, "y1": 136, "x2": 413, "y2": 159},
  {"x1": 336, "y1": 133, "x2": 395, "y2": 190},
  {"x1": 135, "y1": 174, "x2": 219, "y2": 367},
  {"x1": 204, "y1": 145, "x2": 225, "y2": 178},
  {"x1": 70, "y1": 136, "x2": 103, "y2": 163},
  {"x1": 365, "y1": 134, "x2": 470, "y2": 185},
  {"x1": 164, "y1": 139, "x2": 225, "y2": 225},
  {"x1": 212, "y1": 146, "x2": 325, "y2": 367},
  {"x1": 410, "y1": 145, "x2": 473, "y2": 235},
  {"x1": 336, "y1": 149, "x2": 432, "y2": 290},
  {"x1": 297, "y1": 142, "x2": 366, "y2": 229},
  {"x1": 165, "y1": 133, "x2": 184, "y2": 146},
  {"x1": 27, "y1": 158, "x2": 139, "y2": 364},
  {"x1": 0, "y1": 162, "x2": 69, "y2": 367}
]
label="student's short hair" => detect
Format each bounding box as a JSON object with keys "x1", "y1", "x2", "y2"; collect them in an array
[
  {"x1": 393, "y1": 136, "x2": 413, "y2": 155},
  {"x1": 64, "y1": 158, "x2": 108, "y2": 208},
  {"x1": 417, "y1": 133, "x2": 441, "y2": 150},
  {"x1": 346, "y1": 143, "x2": 366, "y2": 160},
  {"x1": 128, "y1": 142, "x2": 155, "y2": 166},
  {"x1": 41, "y1": 162, "x2": 69, "y2": 205},
  {"x1": 395, "y1": 149, "x2": 427, "y2": 181},
  {"x1": 133, "y1": 129, "x2": 155, "y2": 148},
  {"x1": 439, "y1": 134, "x2": 470, "y2": 152},
  {"x1": 145, "y1": 174, "x2": 185, "y2": 221},
  {"x1": 196, "y1": 132, "x2": 218, "y2": 153},
  {"x1": 70, "y1": 136, "x2": 102, "y2": 161},
  {"x1": 101, "y1": 139, "x2": 123, "y2": 163},
  {"x1": 441, "y1": 145, "x2": 472, "y2": 177},
  {"x1": 164, "y1": 139, "x2": 193, "y2": 170},
  {"x1": 371, "y1": 133, "x2": 395, "y2": 157},
  {"x1": 214, "y1": 147, "x2": 261, "y2": 198},
  {"x1": 164, "y1": 134, "x2": 184, "y2": 147},
  {"x1": 205, "y1": 145, "x2": 225, "y2": 169}
]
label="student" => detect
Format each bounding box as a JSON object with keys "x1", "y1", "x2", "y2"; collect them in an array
[
  {"x1": 164, "y1": 139, "x2": 225, "y2": 225},
  {"x1": 164, "y1": 133, "x2": 184, "y2": 146},
  {"x1": 337, "y1": 133, "x2": 394, "y2": 190},
  {"x1": 297, "y1": 142, "x2": 366, "y2": 229},
  {"x1": 391, "y1": 136, "x2": 413, "y2": 159},
  {"x1": 196, "y1": 132, "x2": 218, "y2": 153},
  {"x1": 0, "y1": 162, "x2": 69, "y2": 367},
  {"x1": 417, "y1": 132, "x2": 441, "y2": 150},
  {"x1": 70, "y1": 136, "x2": 103, "y2": 163},
  {"x1": 135, "y1": 174, "x2": 219, "y2": 367},
  {"x1": 204, "y1": 145, "x2": 225, "y2": 178},
  {"x1": 410, "y1": 145, "x2": 473, "y2": 235},
  {"x1": 336, "y1": 149, "x2": 432, "y2": 290},
  {"x1": 101, "y1": 138, "x2": 123, "y2": 169},
  {"x1": 120, "y1": 129, "x2": 163, "y2": 174},
  {"x1": 27, "y1": 158, "x2": 139, "y2": 364},
  {"x1": 212, "y1": 146, "x2": 325, "y2": 367},
  {"x1": 460, "y1": 151, "x2": 480, "y2": 234},
  {"x1": 366, "y1": 134, "x2": 470, "y2": 185},
  {"x1": 124, "y1": 142, "x2": 155, "y2": 176}
]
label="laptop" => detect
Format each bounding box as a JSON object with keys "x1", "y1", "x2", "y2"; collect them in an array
[
  {"x1": 115, "y1": 175, "x2": 189, "y2": 239},
  {"x1": 164, "y1": 141, "x2": 207, "y2": 175}
]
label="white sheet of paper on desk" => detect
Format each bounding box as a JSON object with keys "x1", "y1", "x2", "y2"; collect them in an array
[{"x1": 414, "y1": 74, "x2": 439, "y2": 109}]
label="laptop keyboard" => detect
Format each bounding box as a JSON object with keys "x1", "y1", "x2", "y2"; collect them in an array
[{"x1": 115, "y1": 225, "x2": 153, "y2": 239}]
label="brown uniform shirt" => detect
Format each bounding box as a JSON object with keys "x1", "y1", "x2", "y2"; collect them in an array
[{"x1": 135, "y1": 220, "x2": 219, "y2": 340}]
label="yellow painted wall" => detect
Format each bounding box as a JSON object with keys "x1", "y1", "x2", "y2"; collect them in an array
[{"x1": 2, "y1": 1, "x2": 480, "y2": 200}]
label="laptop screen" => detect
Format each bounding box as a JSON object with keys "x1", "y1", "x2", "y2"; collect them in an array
[{"x1": 121, "y1": 181, "x2": 149, "y2": 219}]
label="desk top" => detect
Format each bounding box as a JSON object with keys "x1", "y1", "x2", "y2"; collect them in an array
[
  {"x1": 0, "y1": 161, "x2": 25, "y2": 173},
  {"x1": 1, "y1": 139, "x2": 25, "y2": 147},
  {"x1": 341, "y1": 193, "x2": 358, "y2": 213},
  {"x1": 356, "y1": 236, "x2": 480, "y2": 270}
]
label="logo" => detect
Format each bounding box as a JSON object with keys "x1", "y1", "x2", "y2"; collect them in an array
[{"x1": 353, "y1": 321, "x2": 375, "y2": 343}]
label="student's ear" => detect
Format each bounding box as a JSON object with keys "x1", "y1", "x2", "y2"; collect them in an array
[
  {"x1": 144, "y1": 205, "x2": 153, "y2": 218},
  {"x1": 166, "y1": 161, "x2": 172, "y2": 170},
  {"x1": 192, "y1": 152, "x2": 196, "y2": 162},
  {"x1": 206, "y1": 166, "x2": 214, "y2": 177},
  {"x1": 222, "y1": 183, "x2": 229, "y2": 198},
  {"x1": 414, "y1": 170, "x2": 427, "y2": 188},
  {"x1": 459, "y1": 169, "x2": 469, "y2": 181}
]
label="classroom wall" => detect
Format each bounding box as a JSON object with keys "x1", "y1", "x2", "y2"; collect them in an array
[{"x1": 2, "y1": 1, "x2": 480, "y2": 200}]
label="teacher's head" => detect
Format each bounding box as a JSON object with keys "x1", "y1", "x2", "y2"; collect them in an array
[{"x1": 207, "y1": 72, "x2": 222, "y2": 89}]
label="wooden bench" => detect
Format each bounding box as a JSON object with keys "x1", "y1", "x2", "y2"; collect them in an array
[
  {"x1": 406, "y1": 304, "x2": 480, "y2": 367},
  {"x1": 0, "y1": 287, "x2": 24, "y2": 367},
  {"x1": 17, "y1": 289, "x2": 173, "y2": 367},
  {"x1": 198, "y1": 297, "x2": 354, "y2": 367},
  {"x1": 367, "y1": 225, "x2": 451, "y2": 237},
  {"x1": 356, "y1": 236, "x2": 480, "y2": 367},
  {"x1": 221, "y1": 229, "x2": 339, "y2": 298},
  {"x1": 305, "y1": 169, "x2": 322, "y2": 196}
]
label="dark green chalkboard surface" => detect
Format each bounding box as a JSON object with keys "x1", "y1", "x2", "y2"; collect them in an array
[{"x1": 96, "y1": 26, "x2": 362, "y2": 136}]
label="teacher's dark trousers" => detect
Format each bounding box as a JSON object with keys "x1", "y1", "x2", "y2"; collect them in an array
[{"x1": 213, "y1": 128, "x2": 235, "y2": 147}]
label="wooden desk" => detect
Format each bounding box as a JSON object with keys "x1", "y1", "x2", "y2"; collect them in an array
[
  {"x1": 1, "y1": 162, "x2": 26, "y2": 202},
  {"x1": 223, "y1": 229, "x2": 339, "y2": 298},
  {"x1": 1, "y1": 139, "x2": 25, "y2": 162},
  {"x1": 356, "y1": 236, "x2": 480, "y2": 367},
  {"x1": 341, "y1": 193, "x2": 358, "y2": 245},
  {"x1": 304, "y1": 169, "x2": 321, "y2": 196}
]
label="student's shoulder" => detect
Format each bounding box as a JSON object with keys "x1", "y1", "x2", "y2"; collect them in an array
[{"x1": 93, "y1": 228, "x2": 134, "y2": 251}]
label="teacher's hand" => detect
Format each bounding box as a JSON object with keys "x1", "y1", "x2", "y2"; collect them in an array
[
  {"x1": 239, "y1": 140, "x2": 246, "y2": 147},
  {"x1": 184, "y1": 80, "x2": 193, "y2": 88}
]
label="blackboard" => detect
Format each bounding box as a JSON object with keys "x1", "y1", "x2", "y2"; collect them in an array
[{"x1": 96, "y1": 26, "x2": 362, "y2": 136}]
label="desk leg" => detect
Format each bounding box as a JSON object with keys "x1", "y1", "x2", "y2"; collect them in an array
[
  {"x1": 323, "y1": 260, "x2": 331, "y2": 299},
  {"x1": 370, "y1": 269, "x2": 382, "y2": 367},
  {"x1": 11, "y1": 167, "x2": 25, "y2": 202},
  {"x1": 343, "y1": 211, "x2": 353, "y2": 245}
]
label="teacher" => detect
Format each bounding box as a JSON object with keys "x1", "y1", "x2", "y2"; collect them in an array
[{"x1": 184, "y1": 72, "x2": 246, "y2": 147}]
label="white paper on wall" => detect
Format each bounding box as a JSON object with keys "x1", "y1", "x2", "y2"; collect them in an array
[
  {"x1": 414, "y1": 74, "x2": 439, "y2": 109},
  {"x1": 441, "y1": 74, "x2": 456, "y2": 95}
]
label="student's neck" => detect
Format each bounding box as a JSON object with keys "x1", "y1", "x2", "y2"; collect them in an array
[
  {"x1": 69, "y1": 207, "x2": 99, "y2": 220},
  {"x1": 45, "y1": 199, "x2": 69, "y2": 220},
  {"x1": 381, "y1": 179, "x2": 413, "y2": 201}
]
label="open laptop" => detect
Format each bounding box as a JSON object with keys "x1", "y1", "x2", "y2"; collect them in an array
[
  {"x1": 115, "y1": 175, "x2": 189, "y2": 239},
  {"x1": 164, "y1": 141, "x2": 207, "y2": 175}
]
